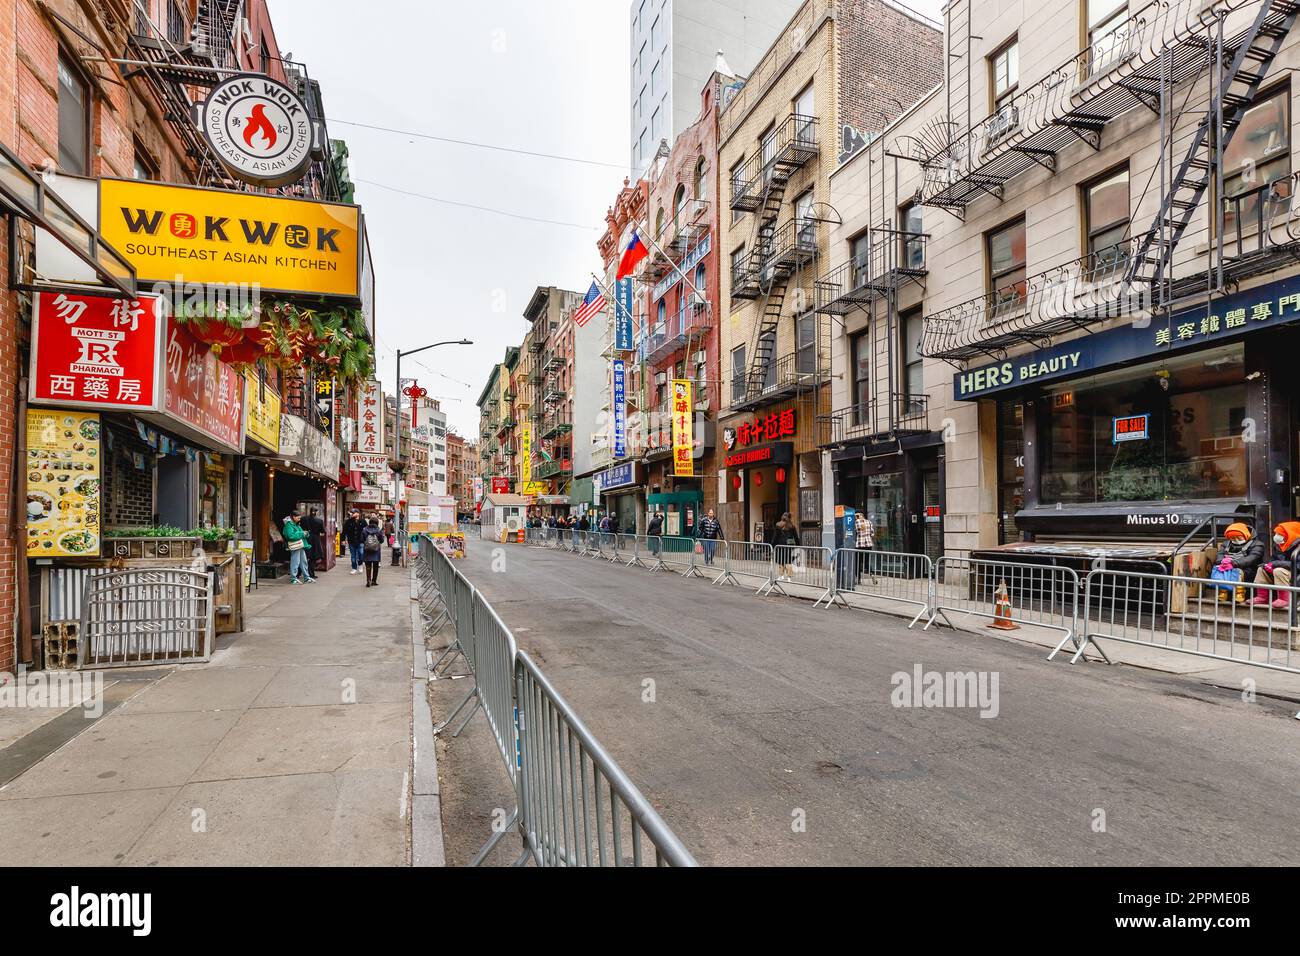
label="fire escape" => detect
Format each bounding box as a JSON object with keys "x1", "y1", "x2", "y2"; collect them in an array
[
  {"x1": 903, "y1": 0, "x2": 1300, "y2": 365},
  {"x1": 814, "y1": 223, "x2": 931, "y2": 445},
  {"x1": 729, "y1": 114, "x2": 823, "y2": 407}
]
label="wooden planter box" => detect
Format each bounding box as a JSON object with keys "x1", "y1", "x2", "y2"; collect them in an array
[{"x1": 103, "y1": 536, "x2": 202, "y2": 560}]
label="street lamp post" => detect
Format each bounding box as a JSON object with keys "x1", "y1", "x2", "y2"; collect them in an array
[{"x1": 394, "y1": 339, "x2": 472, "y2": 562}]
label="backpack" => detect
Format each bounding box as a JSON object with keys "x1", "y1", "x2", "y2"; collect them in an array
[{"x1": 362, "y1": 528, "x2": 382, "y2": 553}]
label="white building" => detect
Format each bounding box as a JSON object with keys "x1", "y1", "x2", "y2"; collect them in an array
[{"x1": 629, "y1": 0, "x2": 805, "y2": 173}]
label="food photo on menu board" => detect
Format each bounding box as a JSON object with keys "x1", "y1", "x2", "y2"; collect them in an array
[{"x1": 25, "y1": 410, "x2": 101, "y2": 557}]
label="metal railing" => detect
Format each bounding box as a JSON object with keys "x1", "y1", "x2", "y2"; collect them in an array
[
  {"x1": 829, "y1": 549, "x2": 934, "y2": 625},
  {"x1": 730, "y1": 114, "x2": 821, "y2": 211},
  {"x1": 79, "y1": 568, "x2": 214, "y2": 668},
  {"x1": 729, "y1": 347, "x2": 830, "y2": 408},
  {"x1": 415, "y1": 537, "x2": 697, "y2": 866},
  {"x1": 817, "y1": 394, "x2": 930, "y2": 445}
]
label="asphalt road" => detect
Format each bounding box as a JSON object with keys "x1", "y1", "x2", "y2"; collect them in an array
[{"x1": 428, "y1": 539, "x2": 1300, "y2": 866}]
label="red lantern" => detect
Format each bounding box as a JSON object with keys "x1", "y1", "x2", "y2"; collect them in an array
[
  {"x1": 732, "y1": 473, "x2": 741, "y2": 489},
  {"x1": 754, "y1": 471, "x2": 763, "y2": 486},
  {"x1": 191, "y1": 319, "x2": 245, "y2": 354},
  {"x1": 776, "y1": 467, "x2": 787, "y2": 484}
]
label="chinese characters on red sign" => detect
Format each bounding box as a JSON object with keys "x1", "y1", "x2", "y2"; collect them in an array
[
  {"x1": 164, "y1": 316, "x2": 244, "y2": 451},
  {"x1": 359, "y1": 380, "x2": 383, "y2": 454},
  {"x1": 31, "y1": 292, "x2": 163, "y2": 409},
  {"x1": 734, "y1": 408, "x2": 796, "y2": 447}
]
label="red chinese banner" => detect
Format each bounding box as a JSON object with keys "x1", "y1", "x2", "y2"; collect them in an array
[
  {"x1": 30, "y1": 292, "x2": 164, "y2": 410},
  {"x1": 163, "y1": 316, "x2": 245, "y2": 452},
  {"x1": 735, "y1": 408, "x2": 797, "y2": 447}
]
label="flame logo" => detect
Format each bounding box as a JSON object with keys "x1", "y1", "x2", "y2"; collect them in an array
[{"x1": 242, "y1": 103, "x2": 277, "y2": 150}]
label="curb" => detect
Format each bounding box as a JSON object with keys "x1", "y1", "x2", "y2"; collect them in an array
[{"x1": 409, "y1": 570, "x2": 446, "y2": 867}]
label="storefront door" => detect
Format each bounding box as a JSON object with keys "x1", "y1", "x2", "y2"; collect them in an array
[
  {"x1": 867, "y1": 471, "x2": 906, "y2": 553},
  {"x1": 920, "y1": 466, "x2": 943, "y2": 562}
]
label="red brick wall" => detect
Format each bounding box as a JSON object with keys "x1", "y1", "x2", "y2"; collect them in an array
[{"x1": 839, "y1": 0, "x2": 944, "y2": 136}]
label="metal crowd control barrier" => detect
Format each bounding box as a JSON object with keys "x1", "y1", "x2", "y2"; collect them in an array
[
  {"x1": 713, "y1": 540, "x2": 775, "y2": 593},
  {"x1": 925, "y1": 556, "x2": 1101, "y2": 660},
  {"x1": 827, "y1": 548, "x2": 933, "y2": 625},
  {"x1": 79, "y1": 568, "x2": 215, "y2": 668},
  {"x1": 515, "y1": 650, "x2": 697, "y2": 867},
  {"x1": 414, "y1": 536, "x2": 697, "y2": 866},
  {"x1": 771, "y1": 545, "x2": 835, "y2": 604},
  {"x1": 1066, "y1": 568, "x2": 1299, "y2": 673}
]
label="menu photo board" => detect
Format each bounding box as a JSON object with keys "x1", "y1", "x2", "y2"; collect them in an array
[{"x1": 25, "y1": 409, "x2": 101, "y2": 557}]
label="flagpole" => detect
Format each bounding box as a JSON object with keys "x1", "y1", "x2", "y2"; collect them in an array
[{"x1": 633, "y1": 223, "x2": 713, "y2": 321}]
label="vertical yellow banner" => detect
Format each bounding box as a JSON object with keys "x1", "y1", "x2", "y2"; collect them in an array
[
  {"x1": 520, "y1": 421, "x2": 532, "y2": 486},
  {"x1": 671, "y1": 380, "x2": 694, "y2": 478}
]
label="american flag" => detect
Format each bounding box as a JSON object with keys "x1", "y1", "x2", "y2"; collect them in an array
[{"x1": 572, "y1": 281, "x2": 606, "y2": 328}]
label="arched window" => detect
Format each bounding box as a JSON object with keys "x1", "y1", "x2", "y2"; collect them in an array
[
  {"x1": 694, "y1": 262, "x2": 706, "y2": 301},
  {"x1": 693, "y1": 156, "x2": 706, "y2": 199},
  {"x1": 656, "y1": 299, "x2": 666, "y2": 332},
  {"x1": 673, "y1": 184, "x2": 687, "y2": 226},
  {"x1": 655, "y1": 207, "x2": 665, "y2": 240}
]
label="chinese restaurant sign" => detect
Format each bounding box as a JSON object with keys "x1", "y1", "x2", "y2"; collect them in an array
[
  {"x1": 25, "y1": 410, "x2": 101, "y2": 557},
  {"x1": 245, "y1": 377, "x2": 282, "y2": 451},
  {"x1": 491, "y1": 476, "x2": 509, "y2": 495},
  {"x1": 30, "y1": 292, "x2": 164, "y2": 410},
  {"x1": 358, "y1": 380, "x2": 384, "y2": 455},
  {"x1": 315, "y1": 377, "x2": 335, "y2": 436},
  {"x1": 164, "y1": 317, "x2": 245, "y2": 453},
  {"x1": 727, "y1": 408, "x2": 797, "y2": 448},
  {"x1": 98, "y1": 178, "x2": 361, "y2": 298},
  {"x1": 349, "y1": 452, "x2": 388, "y2": 474},
  {"x1": 955, "y1": 274, "x2": 1300, "y2": 400},
  {"x1": 672, "y1": 379, "x2": 694, "y2": 478}
]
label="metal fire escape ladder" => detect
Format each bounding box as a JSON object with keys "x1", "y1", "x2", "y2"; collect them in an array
[
  {"x1": 743, "y1": 161, "x2": 792, "y2": 400},
  {"x1": 1128, "y1": 0, "x2": 1300, "y2": 298}
]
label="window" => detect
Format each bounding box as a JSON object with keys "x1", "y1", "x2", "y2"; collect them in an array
[
  {"x1": 730, "y1": 156, "x2": 745, "y2": 221},
  {"x1": 133, "y1": 140, "x2": 158, "y2": 181},
  {"x1": 987, "y1": 217, "x2": 1027, "y2": 316},
  {"x1": 656, "y1": 299, "x2": 667, "y2": 334},
  {"x1": 849, "y1": 231, "x2": 871, "y2": 289},
  {"x1": 655, "y1": 206, "x2": 665, "y2": 241},
  {"x1": 900, "y1": 204, "x2": 924, "y2": 270},
  {"x1": 989, "y1": 38, "x2": 1018, "y2": 114},
  {"x1": 730, "y1": 243, "x2": 747, "y2": 288},
  {"x1": 793, "y1": 82, "x2": 815, "y2": 142},
  {"x1": 1088, "y1": 0, "x2": 1130, "y2": 76},
  {"x1": 730, "y1": 345, "x2": 747, "y2": 403},
  {"x1": 694, "y1": 156, "x2": 706, "y2": 199},
  {"x1": 1083, "y1": 165, "x2": 1129, "y2": 277},
  {"x1": 796, "y1": 314, "x2": 816, "y2": 375},
  {"x1": 851, "y1": 331, "x2": 871, "y2": 422},
  {"x1": 57, "y1": 51, "x2": 90, "y2": 176},
  {"x1": 795, "y1": 190, "x2": 815, "y2": 246},
  {"x1": 1222, "y1": 84, "x2": 1291, "y2": 235},
  {"x1": 1040, "y1": 344, "x2": 1247, "y2": 504},
  {"x1": 693, "y1": 262, "x2": 706, "y2": 306},
  {"x1": 693, "y1": 349, "x2": 708, "y2": 401},
  {"x1": 759, "y1": 122, "x2": 776, "y2": 179},
  {"x1": 167, "y1": 1, "x2": 187, "y2": 44},
  {"x1": 259, "y1": 36, "x2": 271, "y2": 72},
  {"x1": 901, "y1": 309, "x2": 925, "y2": 408},
  {"x1": 673, "y1": 183, "x2": 687, "y2": 228}
]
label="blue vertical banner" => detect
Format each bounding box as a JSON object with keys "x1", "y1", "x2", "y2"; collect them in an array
[
  {"x1": 615, "y1": 278, "x2": 634, "y2": 352},
  {"x1": 612, "y1": 359, "x2": 626, "y2": 459}
]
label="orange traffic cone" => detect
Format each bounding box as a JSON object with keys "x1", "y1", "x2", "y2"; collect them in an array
[{"x1": 988, "y1": 579, "x2": 1020, "y2": 630}]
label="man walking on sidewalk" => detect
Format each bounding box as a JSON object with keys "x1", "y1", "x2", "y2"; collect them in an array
[
  {"x1": 361, "y1": 517, "x2": 385, "y2": 587},
  {"x1": 697, "y1": 508, "x2": 722, "y2": 566},
  {"x1": 342, "y1": 509, "x2": 365, "y2": 574}
]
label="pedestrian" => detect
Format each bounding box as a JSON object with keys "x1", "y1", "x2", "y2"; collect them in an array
[
  {"x1": 342, "y1": 509, "x2": 365, "y2": 574},
  {"x1": 773, "y1": 512, "x2": 799, "y2": 581},
  {"x1": 384, "y1": 514, "x2": 400, "y2": 566},
  {"x1": 303, "y1": 507, "x2": 326, "y2": 576},
  {"x1": 360, "y1": 516, "x2": 385, "y2": 587},
  {"x1": 854, "y1": 510, "x2": 876, "y2": 584},
  {"x1": 696, "y1": 508, "x2": 722, "y2": 566},
  {"x1": 282, "y1": 511, "x2": 315, "y2": 584},
  {"x1": 647, "y1": 509, "x2": 664, "y2": 557}
]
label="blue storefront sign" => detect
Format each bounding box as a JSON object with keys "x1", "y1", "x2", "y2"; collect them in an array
[
  {"x1": 954, "y1": 274, "x2": 1300, "y2": 401},
  {"x1": 615, "y1": 278, "x2": 634, "y2": 352},
  {"x1": 651, "y1": 233, "x2": 712, "y2": 301},
  {"x1": 612, "y1": 359, "x2": 626, "y2": 458},
  {"x1": 596, "y1": 461, "x2": 636, "y2": 493}
]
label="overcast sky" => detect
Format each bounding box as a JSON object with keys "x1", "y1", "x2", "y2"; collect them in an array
[{"x1": 273, "y1": 0, "x2": 946, "y2": 440}]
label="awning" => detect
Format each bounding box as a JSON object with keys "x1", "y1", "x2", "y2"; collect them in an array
[{"x1": 0, "y1": 143, "x2": 135, "y2": 297}]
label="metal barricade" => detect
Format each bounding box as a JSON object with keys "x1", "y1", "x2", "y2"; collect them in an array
[
  {"x1": 769, "y1": 544, "x2": 835, "y2": 603},
  {"x1": 714, "y1": 540, "x2": 775, "y2": 593},
  {"x1": 514, "y1": 650, "x2": 698, "y2": 867},
  {"x1": 604, "y1": 532, "x2": 629, "y2": 562},
  {"x1": 657, "y1": 535, "x2": 700, "y2": 576},
  {"x1": 1068, "y1": 567, "x2": 1298, "y2": 672},
  {"x1": 926, "y1": 556, "x2": 1089, "y2": 656},
  {"x1": 79, "y1": 568, "x2": 215, "y2": 668},
  {"x1": 829, "y1": 548, "x2": 933, "y2": 625}
]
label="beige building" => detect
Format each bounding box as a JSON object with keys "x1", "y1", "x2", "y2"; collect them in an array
[
  {"x1": 825, "y1": 0, "x2": 1300, "y2": 567},
  {"x1": 717, "y1": 0, "x2": 942, "y2": 544}
]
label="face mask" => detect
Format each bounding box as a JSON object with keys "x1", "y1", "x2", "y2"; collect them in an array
[{"x1": 1274, "y1": 535, "x2": 1286, "y2": 547}]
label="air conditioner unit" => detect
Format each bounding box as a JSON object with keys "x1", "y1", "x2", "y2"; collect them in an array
[
  {"x1": 691, "y1": 198, "x2": 709, "y2": 221},
  {"x1": 986, "y1": 105, "x2": 1020, "y2": 145},
  {"x1": 689, "y1": 292, "x2": 706, "y2": 310}
]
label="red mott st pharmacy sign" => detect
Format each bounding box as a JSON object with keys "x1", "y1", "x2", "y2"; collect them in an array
[{"x1": 30, "y1": 292, "x2": 164, "y2": 410}]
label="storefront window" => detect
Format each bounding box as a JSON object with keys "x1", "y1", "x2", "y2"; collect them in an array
[
  {"x1": 998, "y1": 402, "x2": 1025, "y2": 543},
  {"x1": 1039, "y1": 344, "x2": 1248, "y2": 504}
]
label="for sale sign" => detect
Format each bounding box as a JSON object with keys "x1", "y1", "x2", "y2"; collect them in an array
[{"x1": 30, "y1": 292, "x2": 164, "y2": 410}]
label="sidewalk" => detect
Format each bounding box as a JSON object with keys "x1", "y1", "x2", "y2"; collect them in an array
[{"x1": 0, "y1": 560, "x2": 418, "y2": 866}]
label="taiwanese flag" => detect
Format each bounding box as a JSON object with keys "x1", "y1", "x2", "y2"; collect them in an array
[{"x1": 615, "y1": 230, "x2": 649, "y2": 280}]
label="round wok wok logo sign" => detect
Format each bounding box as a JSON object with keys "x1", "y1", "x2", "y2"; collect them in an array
[{"x1": 201, "y1": 73, "x2": 313, "y2": 187}]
